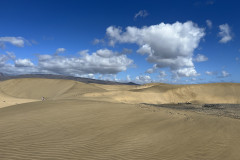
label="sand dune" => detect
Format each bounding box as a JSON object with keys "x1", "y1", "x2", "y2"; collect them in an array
[
  {"x1": 0, "y1": 78, "x2": 240, "y2": 159},
  {"x1": 0, "y1": 89, "x2": 37, "y2": 109},
  {"x1": 0, "y1": 78, "x2": 105, "y2": 100},
  {"x1": 84, "y1": 83, "x2": 240, "y2": 104},
  {"x1": 1, "y1": 78, "x2": 240, "y2": 105},
  {"x1": 0, "y1": 100, "x2": 240, "y2": 160}
]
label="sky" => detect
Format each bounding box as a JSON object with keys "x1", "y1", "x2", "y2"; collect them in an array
[{"x1": 0, "y1": 0, "x2": 239, "y2": 84}]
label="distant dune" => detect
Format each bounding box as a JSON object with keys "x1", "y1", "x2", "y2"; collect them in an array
[
  {"x1": 0, "y1": 78, "x2": 240, "y2": 160},
  {"x1": 0, "y1": 73, "x2": 138, "y2": 85},
  {"x1": 0, "y1": 78, "x2": 240, "y2": 105}
]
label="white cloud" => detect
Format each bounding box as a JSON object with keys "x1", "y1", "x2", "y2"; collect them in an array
[
  {"x1": 218, "y1": 24, "x2": 232, "y2": 43},
  {"x1": 135, "y1": 75, "x2": 152, "y2": 84},
  {"x1": 38, "y1": 54, "x2": 52, "y2": 61},
  {"x1": 0, "y1": 49, "x2": 133, "y2": 76},
  {"x1": 205, "y1": 71, "x2": 218, "y2": 76},
  {"x1": 236, "y1": 57, "x2": 239, "y2": 61},
  {"x1": 0, "y1": 54, "x2": 8, "y2": 67},
  {"x1": 134, "y1": 10, "x2": 149, "y2": 19},
  {"x1": 0, "y1": 52, "x2": 16, "y2": 67},
  {"x1": 106, "y1": 21, "x2": 205, "y2": 78},
  {"x1": 173, "y1": 67, "x2": 199, "y2": 78},
  {"x1": 38, "y1": 49, "x2": 133, "y2": 75},
  {"x1": 0, "y1": 37, "x2": 25, "y2": 47},
  {"x1": 80, "y1": 73, "x2": 95, "y2": 79},
  {"x1": 146, "y1": 68, "x2": 154, "y2": 74},
  {"x1": 137, "y1": 44, "x2": 152, "y2": 55},
  {"x1": 205, "y1": 71, "x2": 213, "y2": 75},
  {"x1": 78, "y1": 49, "x2": 89, "y2": 56},
  {"x1": 121, "y1": 48, "x2": 132, "y2": 54},
  {"x1": 98, "y1": 74, "x2": 119, "y2": 82},
  {"x1": 15, "y1": 59, "x2": 34, "y2": 67},
  {"x1": 96, "y1": 49, "x2": 116, "y2": 58},
  {"x1": 6, "y1": 51, "x2": 16, "y2": 59},
  {"x1": 145, "y1": 64, "x2": 157, "y2": 74},
  {"x1": 93, "y1": 38, "x2": 105, "y2": 45},
  {"x1": 191, "y1": 77, "x2": 197, "y2": 81},
  {"x1": 0, "y1": 53, "x2": 37, "y2": 74},
  {"x1": 55, "y1": 48, "x2": 66, "y2": 54},
  {"x1": 194, "y1": 54, "x2": 208, "y2": 62},
  {"x1": 159, "y1": 70, "x2": 167, "y2": 77},
  {"x1": 126, "y1": 75, "x2": 131, "y2": 82},
  {"x1": 206, "y1": 20, "x2": 212, "y2": 29},
  {"x1": 221, "y1": 70, "x2": 230, "y2": 77}
]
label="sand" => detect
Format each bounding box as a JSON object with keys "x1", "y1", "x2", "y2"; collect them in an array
[
  {"x1": 0, "y1": 78, "x2": 240, "y2": 159},
  {"x1": 0, "y1": 90, "x2": 37, "y2": 109}
]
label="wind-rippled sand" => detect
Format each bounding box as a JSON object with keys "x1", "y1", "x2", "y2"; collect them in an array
[{"x1": 0, "y1": 78, "x2": 240, "y2": 159}]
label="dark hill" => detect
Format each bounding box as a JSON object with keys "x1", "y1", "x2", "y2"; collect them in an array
[{"x1": 0, "y1": 73, "x2": 138, "y2": 85}]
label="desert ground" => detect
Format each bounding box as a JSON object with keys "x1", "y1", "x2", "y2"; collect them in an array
[{"x1": 0, "y1": 78, "x2": 240, "y2": 160}]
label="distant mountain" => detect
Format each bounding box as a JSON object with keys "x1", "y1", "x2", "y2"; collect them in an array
[
  {"x1": 0, "y1": 72, "x2": 10, "y2": 81},
  {"x1": 0, "y1": 73, "x2": 138, "y2": 85}
]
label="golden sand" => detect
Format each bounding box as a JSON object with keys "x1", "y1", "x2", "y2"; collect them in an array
[{"x1": 0, "y1": 78, "x2": 240, "y2": 159}]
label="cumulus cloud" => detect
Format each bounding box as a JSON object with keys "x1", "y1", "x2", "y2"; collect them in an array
[
  {"x1": 0, "y1": 54, "x2": 8, "y2": 67},
  {"x1": 78, "y1": 49, "x2": 89, "y2": 56},
  {"x1": 135, "y1": 75, "x2": 152, "y2": 84},
  {"x1": 15, "y1": 59, "x2": 34, "y2": 67},
  {"x1": 205, "y1": 71, "x2": 213, "y2": 75},
  {"x1": 218, "y1": 24, "x2": 232, "y2": 43},
  {"x1": 146, "y1": 68, "x2": 154, "y2": 74},
  {"x1": 173, "y1": 67, "x2": 199, "y2": 78},
  {"x1": 194, "y1": 54, "x2": 208, "y2": 62},
  {"x1": 206, "y1": 20, "x2": 212, "y2": 29},
  {"x1": 134, "y1": 10, "x2": 149, "y2": 19},
  {"x1": 106, "y1": 21, "x2": 205, "y2": 78},
  {"x1": 221, "y1": 70, "x2": 230, "y2": 77},
  {"x1": 0, "y1": 51, "x2": 16, "y2": 67},
  {"x1": 93, "y1": 38, "x2": 105, "y2": 45},
  {"x1": 159, "y1": 70, "x2": 167, "y2": 77},
  {"x1": 137, "y1": 44, "x2": 152, "y2": 55},
  {"x1": 205, "y1": 71, "x2": 218, "y2": 76},
  {"x1": 0, "y1": 37, "x2": 25, "y2": 47},
  {"x1": 121, "y1": 48, "x2": 132, "y2": 54},
  {"x1": 145, "y1": 64, "x2": 157, "y2": 74},
  {"x1": 0, "y1": 53, "x2": 37, "y2": 74},
  {"x1": 126, "y1": 75, "x2": 131, "y2": 82},
  {"x1": 80, "y1": 73, "x2": 95, "y2": 79},
  {"x1": 37, "y1": 48, "x2": 133, "y2": 75},
  {"x1": 6, "y1": 51, "x2": 16, "y2": 59},
  {"x1": 96, "y1": 49, "x2": 116, "y2": 58},
  {"x1": 0, "y1": 48, "x2": 133, "y2": 76},
  {"x1": 55, "y1": 48, "x2": 66, "y2": 54}
]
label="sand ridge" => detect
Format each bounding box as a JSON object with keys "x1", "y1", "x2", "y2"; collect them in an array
[
  {"x1": 0, "y1": 100, "x2": 240, "y2": 160},
  {"x1": 1, "y1": 78, "x2": 240, "y2": 105},
  {"x1": 83, "y1": 82, "x2": 240, "y2": 104},
  {"x1": 0, "y1": 90, "x2": 37, "y2": 109}
]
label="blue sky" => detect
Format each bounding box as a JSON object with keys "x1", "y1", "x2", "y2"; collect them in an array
[{"x1": 0, "y1": 0, "x2": 239, "y2": 84}]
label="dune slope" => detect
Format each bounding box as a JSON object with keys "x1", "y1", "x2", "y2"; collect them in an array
[
  {"x1": 0, "y1": 78, "x2": 105, "y2": 100},
  {"x1": 0, "y1": 100, "x2": 240, "y2": 160},
  {"x1": 84, "y1": 83, "x2": 240, "y2": 104},
  {"x1": 1, "y1": 78, "x2": 240, "y2": 105},
  {"x1": 0, "y1": 78, "x2": 240, "y2": 159},
  {"x1": 0, "y1": 90, "x2": 37, "y2": 109}
]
